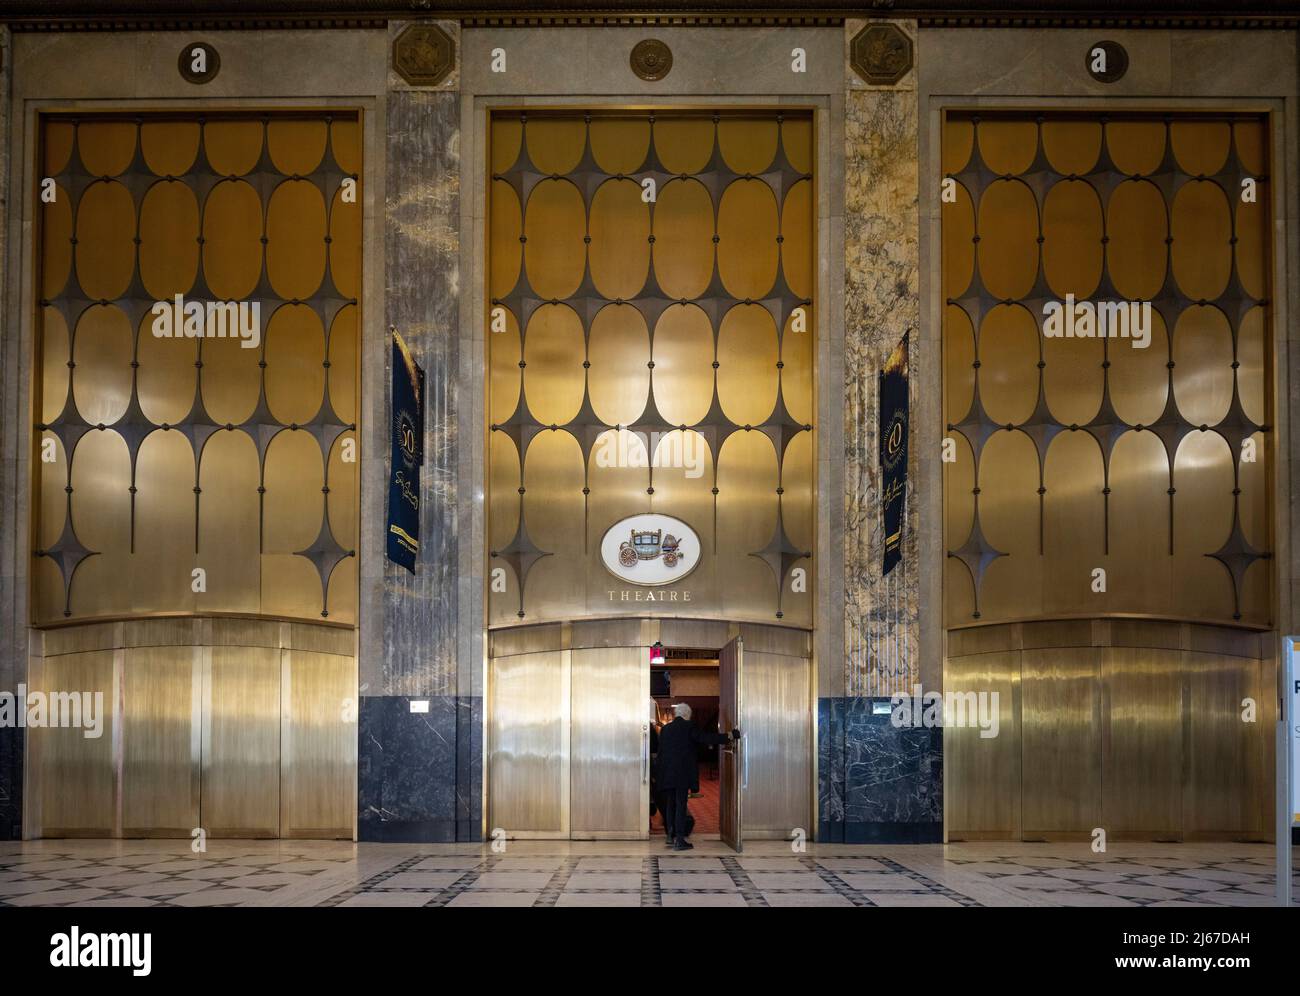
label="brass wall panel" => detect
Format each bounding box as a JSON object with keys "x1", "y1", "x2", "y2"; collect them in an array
[
  {"x1": 280, "y1": 650, "x2": 356, "y2": 838},
  {"x1": 740, "y1": 650, "x2": 811, "y2": 835},
  {"x1": 267, "y1": 182, "x2": 327, "y2": 301},
  {"x1": 975, "y1": 431, "x2": 1043, "y2": 619},
  {"x1": 570, "y1": 647, "x2": 647, "y2": 837},
  {"x1": 654, "y1": 118, "x2": 715, "y2": 174},
  {"x1": 718, "y1": 118, "x2": 777, "y2": 173},
  {"x1": 1039, "y1": 334, "x2": 1102, "y2": 428},
  {"x1": 267, "y1": 120, "x2": 327, "y2": 176},
  {"x1": 68, "y1": 433, "x2": 132, "y2": 618},
  {"x1": 34, "y1": 111, "x2": 362, "y2": 625},
  {"x1": 31, "y1": 651, "x2": 118, "y2": 836},
  {"x1": 488, "y1": 110, "x2": 814, "y2": 627},
  {"x1": 1172, "y1": 431, "x2": 1237, "y2": 620},
  {"x1": 781, "y1": 181, "x2": 814, "y2": 300},
  {"x1": 590, "y1": 118, "x2": 650, "y2": 173},
  {"x1": 1109, "y1": 312, "x2": 1169, "y2": 425},
  {"x1": 129, "y1": 431, "x2": 197, "y2": 615},
  {"x1": 1107, "y1": 181, "x2": 1167, "y2": 300},
  {"x1": 1107, "y1": 431, "x2": 1176, "y2": 618},
  {"x1": 589, "y1": 180, "x2": 650, "y2": 300},
  {"x1": 522, "y1": 306, "x2": 585, "y2": 425},
  {"x1": 1020, "y1": 647, "x2": 1100, "y2": 834},
  {"x1": 586, "y1": 306, "x2": 649, "y2": 425},
  {"x1": 265, "y1": 306, "x2": 327, "y2": 425},
  {"x1": 739, "y1": 620, "x2": 810, "y2": 658},
  {"x1": 943, "y1": 111, "x2": 1273, "y2": 629},
  {"x1": 199, "y1": 432, "x2": 261, "y2": 615},
  {"x1": 524, "y1": 181, "x2": 586, "y2": 300},
  {"x1": 489, "y1": 650, "x2": 567, "y2": 835},
  {"x1": 977, "y1": 181, "x2": 1037, "y2": 300},
  {"x1": 77, "y1": 120, "x2": 138, "y2": 174},
  {"x1": 203, "y1": 645, "x2": 281, "y2": 836},
  {"x1": 717, "y1": 306, "x2": 778, "y2": 426},
  {"x1": 659, "y1": 618, "x2": 730, "y2": 649},
  {"x1": 122, "y1": 646, "x2": 200, "y2": 836},
  {"x1": 203, "y1": 180, "x2": 263, "y2": 298},
  {"x1": 139, "y1": 181, "x2": 199, "y2": 300},
  {"x1": 75, "y1": 182, "x2": 135, "y2": 300},
  {"x1": 653, "y1": 181, "x2": 714, "y2": 299},
  {"x1": 1041, "y1": 120, "x2": 1101, "y2": 174},
  {"x1": 73, "y1": 308, "x2": 133, "y2": 426},
  {"x1": 716, "y1": 432, "x2": 778, "y2": 619},
  {"x1": 717, "y1": 181, "x2": 778, "y2": 300},
  {"x1": 944, "y1": 650, "x2": 1021, "y2": 838},
  {"x1": 1043, "y1": 180, "x2": 1103, "y2": 298},
  {"x1": 140, "y1": 121, "x2": 199, "y2": 176},
  {"x1": 1184, "y1": 651, "x2": 1263, "y2": 835},
  {"x1": 1172, "y1": 308, "x2": 1233, "y2": 426},
  {"x1": 1103, "y1": 646, "x2": 1183, "y2": 835},
  {"x1": 652, "y1": 307, "x2": 714, "y2": 426},
  {"x1": 522, "y1": 432, "x2": 586, "y2": 620},
  {"x1": 1040, "y1": 431, "x2": 1104, "y2": 618},
  {"x1": 978, "y1": 305, "x2": 1038, "y2": 425}
]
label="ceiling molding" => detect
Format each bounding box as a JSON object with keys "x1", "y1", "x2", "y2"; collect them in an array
[{"x1": 0, "y1": 2, "x2": 1296, "y2": 31}]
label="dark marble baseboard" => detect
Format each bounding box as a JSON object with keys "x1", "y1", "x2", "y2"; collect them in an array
[
  {"x1": 821, "y1": 819, "x2": 943, "y2": 844},
  {"x1": 358, "y1": 695, "x2": 481, "y2": 843},
  {"x1": 818, "y1": 696, "x2": 942, "y2": 844},
  {"x1": 0, "y1": 726, "x2": 20, "y2": 840}
]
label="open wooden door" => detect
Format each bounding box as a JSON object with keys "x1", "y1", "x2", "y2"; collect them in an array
[{"x1": 718, "y1": 636, "x2": 743, "y2": 852}]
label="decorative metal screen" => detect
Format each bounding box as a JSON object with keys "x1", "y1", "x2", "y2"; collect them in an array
[
  {"x1": 487, "y1": 110, "x2": 815, "y2": 626},
  {"x1": 34, "y1": 112, "x2": 361, "y2": 623},
  {"x1": 942, "y1": 112, "x2": 1271, "y2": 626}
]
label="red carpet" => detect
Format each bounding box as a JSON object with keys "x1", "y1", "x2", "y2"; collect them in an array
[{"x1": 651, "y1": 763, "x2": 720, "y2": 836}]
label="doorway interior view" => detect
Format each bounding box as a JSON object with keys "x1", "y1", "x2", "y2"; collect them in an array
[
  {"x1": 651, "y1": 646, "x2": 723, "y2": 840},
  {"x1": 486, "y1": 620, "x2": 811, "y2": 850}
]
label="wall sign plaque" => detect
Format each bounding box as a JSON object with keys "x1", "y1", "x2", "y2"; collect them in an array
[
  {"x1": 178, "y1": 42, "x2": 220, "y2": 84},
  {"x1": 850, "y1": 23, "x2": 913, "y2": 86},
  {"x1": 600, "y1": 514, "x2": 700, "y2": 587},
  {"x1": 393, "y1": 23, "x2": 456, "y2": 87},
  {"x1": 630, "y1": 38, "x2": 673, "y2": 81}
]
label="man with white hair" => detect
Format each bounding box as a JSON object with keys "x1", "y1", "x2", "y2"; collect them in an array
[{"x1": 655, "y1": 702, "x2": 734, "y2": 851}]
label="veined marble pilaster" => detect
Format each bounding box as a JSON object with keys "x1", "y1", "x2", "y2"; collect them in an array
[
  {"x1": 843, "y1": 20, "x2": 921, "y2": 699},
  {"x1": 822, "y1": 20, "x2": 939, "y2": 844},
  {"x1": 362, "y1": 54, "x2": 480, "y2": 841}
]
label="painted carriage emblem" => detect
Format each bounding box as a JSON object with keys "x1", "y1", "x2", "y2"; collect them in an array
[
  {"x1": 601, "y1": 514, "x2": 700, "y2": 587},
  {"x1": 618, "y1": 528, "x2": 685, "y2": 570}
]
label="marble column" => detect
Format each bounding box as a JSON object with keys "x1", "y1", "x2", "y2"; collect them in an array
[
  {"x1": 821, "y1": 19, "x2": 941, "y2": 844},
  {"x1": 0, "y1": 24, "x2": 20, "y2": 841},
  {"x1": 358, "y1": 23, "x2": 479, "y2": 842}
]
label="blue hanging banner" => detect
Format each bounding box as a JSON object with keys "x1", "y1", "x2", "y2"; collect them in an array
[
  {"x1": 879, "y1": 332, "x2": 909, "y2": 577},
  {"x1": 386, "y1": 329, "x2": 424, "y2": 573}
]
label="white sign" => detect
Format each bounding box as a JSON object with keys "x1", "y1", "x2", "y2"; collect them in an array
[
  {"x1": 600, "y1": 513, "x2": 700, "y2": 587},
  {"x1": 1291, "y1": 645, "x2": 1299, "y2": 827}
]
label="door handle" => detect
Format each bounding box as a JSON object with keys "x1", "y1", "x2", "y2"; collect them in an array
[
  {"x1": 642, "y1": 723, "x2": 649, "y2": 785},
  {"x1": 741, "y1": 732, "x2": 749, "y2": 790}
]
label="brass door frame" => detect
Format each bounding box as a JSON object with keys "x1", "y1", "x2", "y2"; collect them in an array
[{"x1": 718, "y1": 634, "x2": 743, "y2": 852}]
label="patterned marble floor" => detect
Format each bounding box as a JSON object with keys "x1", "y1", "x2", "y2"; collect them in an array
[{"x1": 0, "y1": 839, "x2": 1293, "y2": 908}]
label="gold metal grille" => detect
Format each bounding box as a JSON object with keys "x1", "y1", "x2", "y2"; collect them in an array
[
  {"x1": 488, "y1": 110, "x2": 816, "y2": 626},
  {"x1": 942, "y1": 112, "x2": 1272, "y2": 627},
  {"x1": 34, "y1": 112, "x2": 362, "y2": 624}
]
